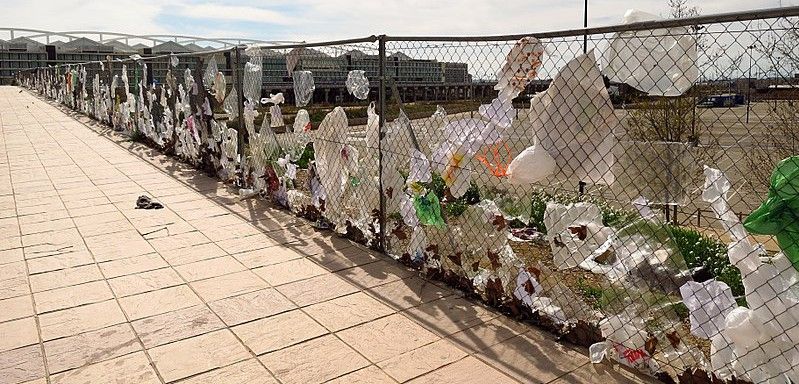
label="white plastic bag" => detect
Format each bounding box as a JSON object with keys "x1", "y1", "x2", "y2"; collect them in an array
[
  {"x1": 293, "y1": 71, "x2": 315, "y2": 107},
  {"x1": 601, "y1": 9, "x2": 699, "y2": 96},
  {"x1": 345, "y1": 70, "x2": 370, "y2": 100},
  {"x1": 528, "y1": 50, "x2": 617, "y2": 185},
  {"x1": 679, "y1": 280, "x2": 737, "y2": 339}
]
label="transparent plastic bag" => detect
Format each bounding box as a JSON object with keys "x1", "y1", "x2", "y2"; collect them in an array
[
  {"x1": 601, "y1": 9, "x2": 699, "y2": 96},
  {"x1": 345, "y1": 70, "x2": 370, "y2": 100},
  {"x1": 293, "y1": 71, "x2": 315, "y2": 107}
]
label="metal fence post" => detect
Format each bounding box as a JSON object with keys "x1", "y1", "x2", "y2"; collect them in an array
[
  {"x1": 234, "y1": 46, "x2": 246, "y2": 158},
  {"x1": 377, "y1": 35, "x2": 388, "y2": 253}
]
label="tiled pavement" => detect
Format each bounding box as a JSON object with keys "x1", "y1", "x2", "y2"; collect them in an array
[{"x1": 0, "y1": 87, "x2": 652, "y2": 384}]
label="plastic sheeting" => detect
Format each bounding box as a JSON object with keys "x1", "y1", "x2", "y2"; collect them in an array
[
  {"x1": 601, "y1": 9, "x2": 699, "y2": 97},
  {"x1": 292, "y1": 71, "x2": 315, "y2": 107},
  {"x1": 544, "y1": 202, "x2": 613, "y2": 270},
  {"x1": 345, "y1": 70, "x2": 370, "y2": 100},
  {"x1": 494, "y1": 37, "x2": 545, "y2": 104},
  {"x1": 521, "y1": 50, "x2": 617, "y2": 185},
  {"x1": 679, "y1": 280, "x2": 736, "y2": 339},
  {"x1": 744, "y1": 156, "x2": 799, "y2": 270}
]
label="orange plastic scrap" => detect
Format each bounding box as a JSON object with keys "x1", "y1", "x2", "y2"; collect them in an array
[{"x1": 475, "y1": 141, "x2": 513, "y2": 177}]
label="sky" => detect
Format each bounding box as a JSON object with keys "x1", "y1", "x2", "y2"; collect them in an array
[{"x1": 0, "y1": 0, "x2": 794, "y2": 45}]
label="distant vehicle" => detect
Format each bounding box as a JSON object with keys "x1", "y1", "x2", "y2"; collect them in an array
[{"x1": 697, "y1": 94, "x2": 745, "y2": 108}]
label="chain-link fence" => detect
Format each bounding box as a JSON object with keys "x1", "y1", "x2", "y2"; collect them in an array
[{"x1": 16, "y1": 7, "x2": 799, "y2": 383}]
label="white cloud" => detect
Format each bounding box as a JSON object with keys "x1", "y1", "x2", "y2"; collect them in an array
[{"x1": 171, "y1": 3, "x2": 295, "y2": 24}]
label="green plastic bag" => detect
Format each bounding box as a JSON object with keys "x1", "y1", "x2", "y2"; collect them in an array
[
  {"x1": 413, "y1": 191, "x2": 446, "y2": 228},
  {"x1": 743, "y1": 156, "x2": 799, "y2": 269}
]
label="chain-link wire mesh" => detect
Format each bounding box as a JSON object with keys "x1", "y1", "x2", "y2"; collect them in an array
[{"x1": 14, "y1": 8, "x2": 799, "y2": 382}]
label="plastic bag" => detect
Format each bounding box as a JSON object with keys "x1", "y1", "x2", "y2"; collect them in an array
[
  {"x1": 494, "y1": 37, "x2": 544, "y2": 104},
  {"x1": 345, "y1": 70, "x2": 370, "y2": 100},
  {"x1": 293, "y1": 71, "x2": 315, "y2": 107},
  {"x1": 744, "y1": 156, "x2": 799, "y2": 270},
  {"x1": 679, "y1": 280, "x2": 737, "y2": 339},
  {"x1": 203, "y1": 56, "x2": 218, "y2": 89},
  {"x1": 413, "y1": 191, "x2": 445, "y2": 228},
  {"x1": 506, "y1": 141, "x2": 556, "y2": 184},
  {"x1": 244, "y1": 55, "x2": 263, "y2": 103},
  {"x1": 528, "y1": 50, "x2": 616, "y2": 185},
  {"x1": 365, "y1": 102, "x2": 379, "y2": 149},
  {"x1": 601, "y1": 9, "x2": 699, "y2": 96},
  {"x1": 293, "y1": 109, "x2": 311, "y2": 132},
  {"x1": 212, "y1": 72, "x2": 226, "y2": 103}
]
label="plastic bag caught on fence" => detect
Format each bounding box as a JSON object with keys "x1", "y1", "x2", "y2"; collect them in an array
[
  {"x1": 601, "y1": 9, "x2": 699, "y2": 97},
  {"x1": 212, "y1": 72, "x2": 226, "y2": 103},
  {"x1": 244, "y1": 55, "x2": 263, "y2": 103},
  {"x1": 203, "y1": 57, "x2": 218, "y2": 89},
  {"x1": 345, "y1": 70, "x2": 370, "y2": 100},
  {"x1": 413, "y1": 191, "x2": 445, "y2": 228},
  {"x1": 494, "y1": 37, "x2": 545, "y2": 104},
  {"x1": 522, "y1": 50, "x2": 617, "y2": 185},
  {"x1": 679, "y1": 280, "x2": 736, "y2": 339},
  {"x1": 744, "y1": 156, "x2": 799, "y2": 270},
  {"x1": 365, "y1": 102, "x2": 379, "y2": 149},
  {"x1": 293, "y1": 71, "x2": 315, "y2": 107}
]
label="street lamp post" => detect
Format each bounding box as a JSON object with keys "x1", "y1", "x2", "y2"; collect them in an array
[{"x1": 747, "y1": 44, "x2": 755, "y2": 124}]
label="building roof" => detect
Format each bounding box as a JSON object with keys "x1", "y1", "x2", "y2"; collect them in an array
[
  {"x1": 183, "y1": 43, "x2": 206, "y2": 52},
  {"x1": 59, "y1": 37, "x2": 113, "y2": 53},
  {"x1": 105, "y1": 40, "x2": 137, "y2": 53},
  {"x1": 151, "y1": 41, "x2": 191, "y2": 54},
  {"x1": 132, "y1": 43, "x2": 149, "y2": 50},
  {"x1": 7, "y1": 37, "x2": 43, "y2": 51},
  {"x1": 389, "y1": 52, "x2": 412, "y2": 60}
]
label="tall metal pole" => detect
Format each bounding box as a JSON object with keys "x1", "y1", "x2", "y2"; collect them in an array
[
  {"x1": 377, "y1": 35, "x2": 388, "y2": 253},
  {"x1": 583, "y1": 0, "x2": 588, "y2": 53},
  {"x1": 746, "y1": 45, "x2": 754, "y2": 124},
  {"x1": 234, "y1": 47, "x2": 245, "y2": 159}
]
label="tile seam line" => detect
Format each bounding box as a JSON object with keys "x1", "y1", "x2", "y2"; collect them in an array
[{"x1": 2, "y1": 93, "x2": 52, "y2": 384}]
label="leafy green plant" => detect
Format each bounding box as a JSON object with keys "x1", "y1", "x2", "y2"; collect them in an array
[{"x1": 669, "y1": 225, "x2": 744, "y2": 297}]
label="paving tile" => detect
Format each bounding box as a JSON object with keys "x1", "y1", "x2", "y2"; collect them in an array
[
  {"x1": 0, "y1": 276, "x2": 30, "y2": 300},
  {"x1": 403, "y1": 296, "x2": 498, "y2": 337},
  {"x1": 335, "y1": 261, "x2": 415, "y2": 289},
  {"x1": 208, "y1": 289, "x2": 297, "y2": 326},
  {"x1": 447, "y1": 317, "x2": 529, "y2": 354},
  {"x1": 43, "y1": 323, "x2": 140, "y2": 374},
  {"x1": 76, "y1": 219, "x2": 135, "y2": 237},
  {"x1": 0, "y1": 261, "x2": 26, "y2": 281},
  {"x1": 337, "y1": 313, "x2": 440, "y2": 363},
  {"x1": 551, "y1": 361, "x2": 657, "y2": 384},
  {"x1": 0, "y1": 317, "x2": 39, "y2": 352},
  {"x1": 190, "y1": 270, "x2": 269, "y2": 302},
  {"x1": 174, "y1": 256, "x2": 246, "y2": 282},
  {"x1": 0, "y1": 248, "x2": 24, "y2": 265},
  {"x1": 253, "y1": 258, "x2": 327, "y2": 286},
  {"x1": 0, "y1": 344, "x2": 46, "y2": 384},
  {"x1": 148, "y1": 329, "x2": 251, "y2": 383},
  {"x1": 406, "y1": 356, "x2": 517, "y2": 384},
  {"x1": 0, "y1": 295, "x2": 34, "y2": 323},
  {"x1": 377, "y1": 339, "x2": 468, "y2": 382},
  {"x1": 107, "y1": 267, "x2": 184, "y2": 297},
  {"x1": 158, "y1": 242, "x2": 227, "y2": 266},
  {"x1": 147, "y1": 231, "x2": 212, "y2": 253},
  {"x1": 85, "y1": 230, "x2": 155, "y2": 262},
  {"x1": 118, "y1": 285, "x2": 202, "y2": 320},
  {"x1": 259, "y1": 334, "x2": 369, "y2": 384},
  {"x1": 131, "y1": 305, "x2": 225, "y2": 349},
  {"x1": 38, "y1": 299, "x2": 126, "y2": 341},
  {"x1": 175, "y1": 359, "x2": 278, "y2": 384},
  {"x1": 50, "y1": 351, "x2": 160, "y2": 384},
  {"x1": 25, "y1": 251, "x2": 94, "y2": 274},
  {"x1": 232, "y1": 247, "x2": 304, "y2": 269},
  {"x1": 33, "y1": 280, "x2": 113, "y2": 313},
  {"x1": 27, "y1": 263, "x2": 103, "y2": 293},
  {"x1": 305, "y1": 292, "x2": 395, "y2": 332},
  {"x1": 276, "y1": 273, "x2": 359, "y2": 307},
  {"x1": 215, "y1": 234, "x2": 280, "y2": 255},
  {"x1": 326, "y1": 365, "x2": 396, "y2": 384},
  {"x1": 368, "y1": 276, "x2": 454, "y2": 310},
  {"x1": 475, "y1": 332, "x2": 586, "y2": 383},
  {"x1": 305, "y1": 244, "x2": 382, "y2": 272},
  {"x1": 232, "y1": 309, "x2": 327, "y2": 355},
  {"x1": 98, "y1": 253, "x2": 167, "y2": 278}
]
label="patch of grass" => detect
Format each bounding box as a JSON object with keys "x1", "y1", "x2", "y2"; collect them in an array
[{"x1": 576, "y1": 278, "x2": 604, "y2": 309}]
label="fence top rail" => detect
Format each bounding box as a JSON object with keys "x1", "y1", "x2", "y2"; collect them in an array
[
  {"x1": 245, "y1": 35, "x2": 378, "y2": 51},
  {"x1": 384, "y1": 5, "x2": 799, "y2": 42}
]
